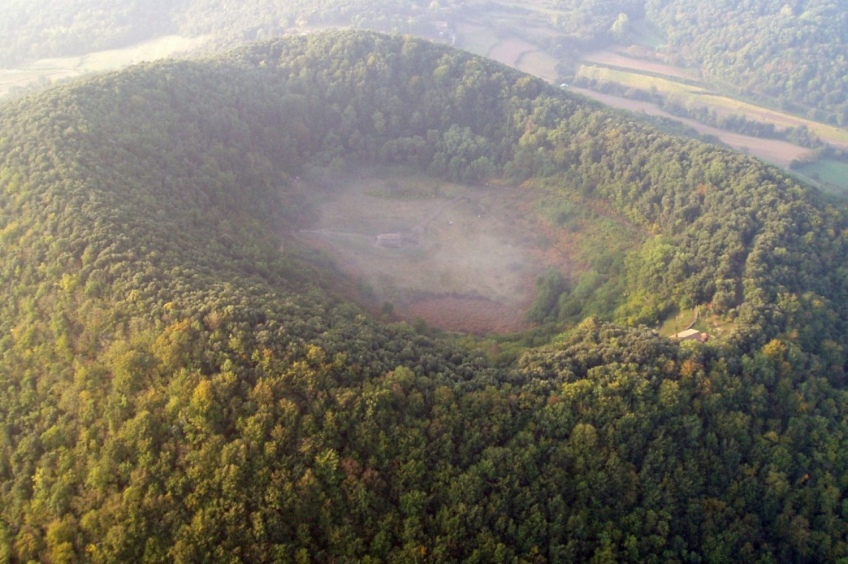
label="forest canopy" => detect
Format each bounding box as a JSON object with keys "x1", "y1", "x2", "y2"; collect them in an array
[{"x1": 2, "y1": 31, "x2": 848, "y2": 561}]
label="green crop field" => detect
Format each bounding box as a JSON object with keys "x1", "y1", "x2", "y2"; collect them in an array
[{"x1": 796, "y1": 159, "x2": 848, "y2": 196}]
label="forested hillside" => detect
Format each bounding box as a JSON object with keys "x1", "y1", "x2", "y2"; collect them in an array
[{"x1": 3, "y1": 31, "x2": 848, "y2": 561}]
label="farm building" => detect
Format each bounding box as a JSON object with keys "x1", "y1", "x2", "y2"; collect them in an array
[
  {"x1": 376, "y1": 233, "x2": 404, "y2": 248},
  {"x1": 672, "y1": 329, "x2": 708, "y2": 342}
]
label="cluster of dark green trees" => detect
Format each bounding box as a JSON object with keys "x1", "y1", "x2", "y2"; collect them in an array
[{"x1": 3, "y1": 31, "x2": 848, "y2": 561}]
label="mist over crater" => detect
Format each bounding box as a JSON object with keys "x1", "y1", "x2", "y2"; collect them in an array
[{"x1": 296, "y1": 167, "x2": 562, "y2": 333}]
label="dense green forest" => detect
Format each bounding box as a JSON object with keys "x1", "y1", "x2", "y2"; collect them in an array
[
  {"x1": 3, "y1": 0, "x2": 847, "y2": 125},
  {"x1": 4, "y1": 31, "x2": 848, "y2": 561}
]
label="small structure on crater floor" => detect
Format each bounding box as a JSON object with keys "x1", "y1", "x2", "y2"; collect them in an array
[
  {"x1": 376, "y1": 232, "x2": 417, "y2": 248},
  {"x1": 376, "y1": 233, "x2": 403, "y2": 248},
  {"x1": 672, "y1": 329, "x2": 708, "y2": 343}
]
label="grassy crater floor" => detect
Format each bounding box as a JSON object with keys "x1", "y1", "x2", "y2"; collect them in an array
[{"x1": 296, "y1": 167, "x2": 573, "y2": 333}]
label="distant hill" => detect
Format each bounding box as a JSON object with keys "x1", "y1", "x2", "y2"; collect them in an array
[
  {"x1": 2, "y1": 1, "x2": 846, "y2": 124},
  {"x1": 3, "y1": 31, "x2": 848, "y2": 561}
]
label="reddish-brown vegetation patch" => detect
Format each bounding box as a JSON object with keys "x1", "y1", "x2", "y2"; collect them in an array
[{"x1": 404, "y1": 295, "x2": 532, "y2": 334}]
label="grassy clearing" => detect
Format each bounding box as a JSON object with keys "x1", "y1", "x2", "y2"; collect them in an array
[
  {"x1": 628, "y1": 18, "x2": 665, "y2": 49},
  {"x1": 658, "y1": 308, "x2": 735, "y2": 340},
  {"x1": 297, "y1": 166, "x2": 563, "y2": 333},
  {"x1": 697, "y1": 312, "x2": 736, "y2": 339},
  {"x1": 658, "y1": 308, "x2": 696, "y2": 337},
  {"x1": 516, "y1": 50, "x2": 560, "y2": 82},
  {"x1": 796, "y1": 160, "x2": 848, "y2": 196},
  {"x1": 364, "y1": 176, "x2": 444, "y2": 200},
  {"x1": 455, "y1": 24, "x2": 499, "y2": 57}
]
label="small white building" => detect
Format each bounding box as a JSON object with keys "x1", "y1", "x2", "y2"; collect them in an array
[
  {"x1": 672, "y1": 329, "x2": 708, "y2": 342},
  {"x1": 376, "y1": 233, "x2": 403, "y2": 248}
]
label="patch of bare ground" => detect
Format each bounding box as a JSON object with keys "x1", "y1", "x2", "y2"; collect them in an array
[
  {"x1": 568, "y1": 87, "x2": 814, "y2": 168},
  {"x1": 295, "y1": 167, "x2": 568, "y2": 334}
]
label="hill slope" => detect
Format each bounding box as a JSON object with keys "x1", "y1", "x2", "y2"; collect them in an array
[{"x1": 2, "y1": 31, "x2": 848, "y2": 561}]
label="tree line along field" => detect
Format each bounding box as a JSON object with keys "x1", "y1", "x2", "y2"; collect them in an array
[
  {"x1": 574, "y1": 55, "x2": 848, "y2": 149},
  {"x1": 568, "y1": 85, "x2": 815, "y2": 170},
  {"x1": 569, "y1": 51, "x2": 848, "y2": 193},
  {"x1": 443, "y1": 10, "x2": 848, "y2": 188}
]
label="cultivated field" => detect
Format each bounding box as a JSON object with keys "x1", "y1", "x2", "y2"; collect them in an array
[
  {"x1": 297, "y1": 167, "x2": 569, "y2": 333},
  {"x1": 576, "y1": 53, "x2": 848, "y2": 149},
  {"x1": 460, "y1": 32, "x2": 559, "y2": 84},
  {"x1": 515, "y1": 50, "x2": 560, "y2": 83},
  {"x1": 796, "y1": 159, "x2": 848, "y2": 196},
  {"x1": 452, "y1": 13, "x2": 848, "y2": 180},
  {"x1": 455, "y1": 23, "x2": 499, "y2": 58},
  {"x1": 582, "y1": 49, "x2": 699, "y2": 82},
  {"x1": 487, "y1": 37, "x2": 536, "y2": 68},
  {"x1": 568, "y1": 87, "x2": 814, "y2": 168}
]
